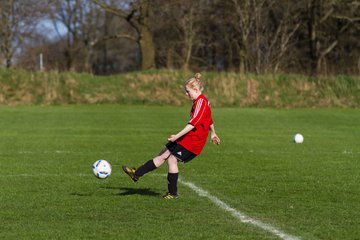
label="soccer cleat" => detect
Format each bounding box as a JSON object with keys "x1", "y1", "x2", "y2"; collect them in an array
[
  {"x1": 162, "y1": 192, "x2": 178, "y2": 200},
  {"x1": 122, "y1": 165, "x2": 139, "y2": 182}
]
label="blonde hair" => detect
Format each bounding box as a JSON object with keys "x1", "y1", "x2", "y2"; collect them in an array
[{"x1": 185, "y1": 73, "x2": 204, "y2": 91}]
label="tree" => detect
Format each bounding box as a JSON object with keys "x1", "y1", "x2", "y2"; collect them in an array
[
  {"x1": 306, "y1": 0, "x2": 359, "y2": 75},
  {"x1": 230, "y1": 0, "x2": 256, "y2": 73},
  {"x1": 9, "y1": 0, "x2": 360, "y2": 74},
  {"x1": 49, "y1": 0, "x2": 102, "y2": 71},
  {"x1": 92, "y1": 0, "x2": 155, "y2": 70},
  {"x1": 260, "y1": 0, "x2": 301, "y2": 73},
  {"x1": 153, "y1": 0, "x2": 205, "y2": 70},
  {"x1": 0, "y1": 0, "x2": 43, "y2": 68}
]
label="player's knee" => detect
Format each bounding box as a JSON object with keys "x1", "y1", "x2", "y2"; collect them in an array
[{"x1": 167, "y1": 155, "x2": 178, "y2": 164}]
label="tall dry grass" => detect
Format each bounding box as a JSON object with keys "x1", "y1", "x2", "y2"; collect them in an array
[{"x1": 0, "y1": 68, "x2": 359, "y2": 107}]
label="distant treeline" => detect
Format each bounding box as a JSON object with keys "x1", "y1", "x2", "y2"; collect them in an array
[
  {"x1": 0, "y1": 0, "x2": 359, "y2": 76},
  {"x1": 0, "y1": 69, "x2": 358, "y2": 107}
]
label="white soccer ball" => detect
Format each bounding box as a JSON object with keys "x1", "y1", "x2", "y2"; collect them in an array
[
  {"x1": 92, "y1": 160, "x2": 112, "y2": 179},
  {"x1": 293, "y1": 133, "x2": 304, "y2": 144}
]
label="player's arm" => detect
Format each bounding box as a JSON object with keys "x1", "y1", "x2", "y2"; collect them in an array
[
  {"x1": 168, "y1": 124, "x2": 194, "y2": 142},
  {"x1": 209, "y1": 124, "x2": 220, "y2": 145}
]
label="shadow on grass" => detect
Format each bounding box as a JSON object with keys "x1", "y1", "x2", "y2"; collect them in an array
[
  {"x1": 70, "y1": 187, "x2": 160, "y2": 197},
  {"x1": 118, "y1": 187, "x2": 160, "y2": 197},
  {"x1": 70, "y1": 192, "x2": 93, "y2": 197},
  {"x1": 108, "y1": 187, "x2": 160, "y2": 197}
]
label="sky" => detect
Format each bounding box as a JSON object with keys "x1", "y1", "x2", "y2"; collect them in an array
[{"x1": 37, "y1": 19, "x2": 68, "y2": 40}]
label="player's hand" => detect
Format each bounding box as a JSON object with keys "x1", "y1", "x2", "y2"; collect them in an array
[
  {"x1": 210, "y1": 134, "x2": 220, "y2": 145},
  {"x1": 168, "y1": 135, "x2": 177, "y2": 142}
]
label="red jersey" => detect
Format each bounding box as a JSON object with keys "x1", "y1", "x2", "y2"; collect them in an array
[{"x1": 177, "y1": 94, "x2": 213, "y2": 155}]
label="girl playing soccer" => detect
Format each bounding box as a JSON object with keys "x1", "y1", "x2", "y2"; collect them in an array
[{"x1": 122, "y1": 73, "x2": 220, "y2": 200}]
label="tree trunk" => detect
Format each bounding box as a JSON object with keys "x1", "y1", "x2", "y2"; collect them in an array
[
  {"x1": 166, "y1": 47, "x2": 174, "y2": 69},
  {"x1": 254, "y1": 2, "x2": 263, "y2": 74},
  {"x1": 183, "y1": 36, "x2": 193, "y2": 70},
  {"x1": 308, "y1": 1, "x2": 319, "y2": 76},
  {"x1": 1, "y1": 0, "x2": 13, "y2": 69},
  {"x1": 227, "y1": 42, "x2": 233, "y2": 71},
  {"x1": 92, "y1": 0, "x2": 156, "y2": 70},
  {"x1": 308, "y1": 0, "x2": 319, "y2": 76},
  {"x1": 139, "y1": 24, "x2": 155, "y2": 70},
  {"x1": 239, "y1": 46, "x2": 246, "y2": 74},
  {"x1": 3, "y1": 31, "x2": 13, "y2": 68},
  {"x1": 137, "y1": 0, "x2": 155, "y2": 70}
]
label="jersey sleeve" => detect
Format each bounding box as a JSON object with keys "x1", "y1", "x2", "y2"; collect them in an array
[{"x1": 189, "y1": 98, "x2": 206, "y2": 127}]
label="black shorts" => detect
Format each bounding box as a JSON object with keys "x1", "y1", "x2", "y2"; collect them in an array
[{"x1": 165, "y1": 141, "x2": 197, "y2": 163}]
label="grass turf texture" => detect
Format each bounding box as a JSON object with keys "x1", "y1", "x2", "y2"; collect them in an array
[{"x1": 0, "y1": 105, "x2": 359, "y2": 239}]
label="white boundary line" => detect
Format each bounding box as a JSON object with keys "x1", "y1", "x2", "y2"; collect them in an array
[
  {"x1": 178, "y1": 178, "x2": 301, "y2": 240},
  {"x1": 4, "y1": 172, "x2": 301, "y2": 239}
]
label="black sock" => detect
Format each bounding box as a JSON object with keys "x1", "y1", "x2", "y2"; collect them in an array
[
  {"x1": 135, "y1": 160, "x2": 157, "y2": 177},
  {"x1": 167, "y1": 172, "x2": 179, "y2": 195}
]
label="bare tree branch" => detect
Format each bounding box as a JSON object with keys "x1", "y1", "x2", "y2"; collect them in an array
[
  {"x1": 91, "y1": 0, "x2": 129, "y2": 19},
  {"x1": 91, "y1": 34, "x2": 137, "y2": 46}
]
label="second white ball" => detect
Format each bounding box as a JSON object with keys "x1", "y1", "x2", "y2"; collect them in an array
[{"x1": 293, "y1": 133, "x2": 304, "y2": 143}]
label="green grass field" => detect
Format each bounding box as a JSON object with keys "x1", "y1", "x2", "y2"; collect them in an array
[{"x1": 0, "y1": 105, "x2": 359, "y2": 239}]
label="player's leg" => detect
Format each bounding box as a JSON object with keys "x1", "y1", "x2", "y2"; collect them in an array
[
  {"x1": 122, "y1": 148, "x2": 171, "y2": 182},
  {"x1": 163, "y1": 154, "x2": 179, "y2": 199},
  {"x1": 167, "y1": 154, "x2": 179, "y2": 173},
  {"x1": 135, "y1": 148, "x2": 171, "y2": 176},
  {"x1": 153, "y1": 148, "x2": 171, "y2": 167}
]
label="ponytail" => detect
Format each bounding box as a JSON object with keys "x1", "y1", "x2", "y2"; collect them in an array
[{"x1": 186, "y1": 72, "x2": 204, "y2": 91}]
